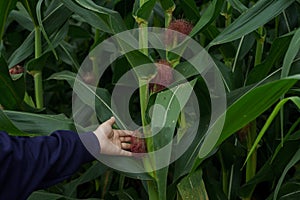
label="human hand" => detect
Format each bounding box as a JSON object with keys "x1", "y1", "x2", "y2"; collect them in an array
[{"x1": 93, "y1": 117, "x2": 133, "y2": 156}]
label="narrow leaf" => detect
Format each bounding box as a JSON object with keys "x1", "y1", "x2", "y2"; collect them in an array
[
  {"x1": 9, "y1": 6, "x2": 34, "y2": 31},
  {"x1": 0, "y1": 109, "x2": 28, "y2": 136},
  {"x1": 247, "y1": 33, "x2": 293, "y2": 84},
  {"x1": 28, "y1": 191, "x2": 92, "y2": 200},
  {"x1": 227, "y1": 0, "x2": 247, "y2": 13},
  {"x1": 271, "y1": 118, "x2": 300, "y2": 163},
  {"x1": 26, "y1": 52, "x2": 51, "y2": 72},
  {"x1": 273, "y1": 148, "x2": 300, "y2": 200},
  {"x1": 21, "y1": 0, "x2": 39, "y2": 25},
  {"x1": 190, "y1": 0, "x2": 225, "y2": 37},
  {"x1": 217, "y1": 75, "x2": 300, "y2": 145},
  {"x1": 36, "y1": 0, "x2": 58, "y2": 59},
  {"x1": 191, "y1": 75, "x2": 300, "y2": 171},
  {"x1": 58, "y1": 41, "x2": 80, "y2": 70},
  {"x1": 0, "y1": 0, "x2": 18, "y2": 39},
  {"x1": 74, "y1": 0, "x2": 118, "y2": 15},
  {"x1": 133, "y1": 0, "x2": 156, "y2": 22},
  {"x1": 63, "y1": 162, "x2": 107, "y2": 196},
  {"x1": 281, "y1": 28, "x2": 300, "y2": 78},
  {"x1": 48, "y1": 71, "x2": 127, "y2": 129},
  {"x1": 180, "y1": 0, "x2": 200, "y2": 21},
  {"x1": 208, "y1": 0, "x2": 295, "y2": 47},
  {"x1": 244, "y1": 97, "x2": 300, "y2": 166},
  {"x1": 4, "y1": 110, "x2": 75, "y2": 135},
  {"x1": 62, "y1": 0, "x2": 111, "y2": 33},
  {"x1": 158, "y1": 0, "x2": 175, "y2": 11},
  {"x1": 8, "y1": 4, "x2": 72, "y2": 67},
  {"x1": 44, "y1": 21, "x2": 69, "y2": 53},
  {"x1": 0, "y1": 55, "x2": 25, "y2": 110},
  {"x1": 62, "y1": 0, "x2": 127, "y2": 34}
]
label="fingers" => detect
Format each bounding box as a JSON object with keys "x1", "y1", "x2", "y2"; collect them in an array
[
  {"x1": 103, "y1": 142, "x2": 132, "y2": 156},
  {"x1": 121, "y1": 142, "x2": 131, "y2": 150},
  {"x1": 116, "y1": 130, "x2": 134, "y2": 137},
  {"x1": 120, "y1": 136, "x2": 131, "y2": 142}
]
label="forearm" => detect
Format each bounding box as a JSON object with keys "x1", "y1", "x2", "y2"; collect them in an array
[{"x1": 0, "y1": 130, "x2": 99, "y2": 200}]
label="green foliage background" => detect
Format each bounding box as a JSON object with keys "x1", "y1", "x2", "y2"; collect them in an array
[{"x1": 0, "y1": 0, "x2": 300, "y2": 199}]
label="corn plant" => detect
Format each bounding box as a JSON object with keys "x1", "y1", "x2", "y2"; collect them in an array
[{"x1": 0, "y1": 0, "x2": 300, "y2": 199}]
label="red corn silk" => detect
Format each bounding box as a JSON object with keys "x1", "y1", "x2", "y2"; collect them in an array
[
  {"x1": 130, "y1": 130, "x2": 147, "y2": 155},
  {"x1": 150, "y1": 60, "x2": 174, "y2": 93},
  {"x1": 165, "y1": 19, "x2": 193, "y2": 45},
  {"x1": 9, "y1": 65, "x2": 24, "y2": 74}
]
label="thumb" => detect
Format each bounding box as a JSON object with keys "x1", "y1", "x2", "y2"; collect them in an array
[{"x1": 105, "y1": 117, "x2": 115, "y2": 126}]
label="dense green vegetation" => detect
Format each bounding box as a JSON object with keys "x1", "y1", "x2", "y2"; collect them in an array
[{"x1": 0, "y1": 0, "x2": 300, "y2": 199}]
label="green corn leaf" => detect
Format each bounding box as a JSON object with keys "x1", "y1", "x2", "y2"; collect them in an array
[
  {"x1": 244, "y1": 96, "x2": 300, "y2": 167},
  {"x1": 61, "y1": 0, "x2": 112, "y2": 33},
  {"x1": 227, "y1": 0, "x2": 248, "y2": 13},
  {"x1": 238, "y1": 140, "x2": 300, "y2": 198},
  {"x1": 8, "y1": 31, "x2": 34, "y2": 68},
  {"x1": 133, "y1": 0, "x2": 156, "y2": 23},
  {"x1": 21, "y1": 0, "x2": 39, "y2": 26},
  {"x1": 36, "y1": 0, "x2": 58, "y2": 59},
  {"x1": 208, "y1": 0, "x2": 295, "y2": 47},
  {"x1": 28, "y1": 191, "x2": 100, "y2": 200},
  {"x1": 0, "y1": 109, "x2": 28, "y2": 136},
  {"x1": 273, "y1": 147, "x2": 300, "y2": 200},
  {"x1": 44, "y1": 21, "x2": 69, "y2": 53},
  {"x1": 203, "y1": 25, "x2": 236, "y2": 59},
  {"x1": 148, "y1": 79, "x2": 197, "y2": 199},
  {"x1": 0, "y1": 55, "x2": 25, "y2": 110},
  {"x1": 247, "y1": 33, "x2": 293, "y2": 84},
  {"x1": 9, "y1": 5, "x2": 34, "y2": 31},
  {"x1": 0, "y1": 108, "x2": 76, "y2": 137},
  {"x1": 0, "y1": 0, "x2": 18, "y2": 40},
  {"x1": 191, "y1": 75, "x2": 300, "y2": 171},
  {"x1": 48, "y1": 71, "x2": 124, "y2": 128},
  {"x1": 173, "y1": 79, "x2": 211, "y2": 181},
  {"x1": 180, "y1": 0, "x2": 200, "y2": 21},
  {"x1": 177, "y1": 170, "x2": 209, "y2": 200},
  {"x1": 8, "y1": 4, "x2": 72, "y2": 68},
  {"x1": 26, "y1": 52, "x2": 51, "y2": 72},
  {"x1": 74, "y1": 0, "x2": 118, "y2": 15},
  {"x1": 281, "y1": 27, "x2": 300, "y2": 78},
  {"x1": 190, "y1": 0, "x2": 225, "y2": 38},
  {"x1": 58, "y1": 41, "x2": 81, "y2": 70},
  {"x1": 110, "y1": 188, "x2": 141, "y2": 200},
  {"x1": 271, "y1": 118, "x2": 300, "y2": 163},
  {"x1": 217, "y1": 75, "x2": 300, "y2": 146},
  {"x1": 4, "y1": 110, "x2": 75, "y2": 135},
  {"x1": 271, "y1": 182, "x2": 300, "y2": 200},
  {"x1": 0, "y1": 56, "x2": 38, "y2": 112},
  {"x1": 158, "y1": 0, "x2": 175, "y2": 12},
  {"x1": 63, "y1": 162, "x2": 108, "y2": 196},
  {"x1": 62, "y1": 0, "x2": 127, "y2": 34}
]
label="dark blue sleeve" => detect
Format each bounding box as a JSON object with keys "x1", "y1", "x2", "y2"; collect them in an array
[{"x1": 0, "y1": 130, "x2": 100, "y2": 200}]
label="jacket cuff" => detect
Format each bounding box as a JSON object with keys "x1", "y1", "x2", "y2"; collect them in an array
[{"x1": 78, "y1": 132, "x2": 101, "y2": 162}]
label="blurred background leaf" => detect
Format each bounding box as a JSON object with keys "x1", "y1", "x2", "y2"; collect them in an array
[{"x1": 0, "y1": 0, "x2": 18, "y2": 40}]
